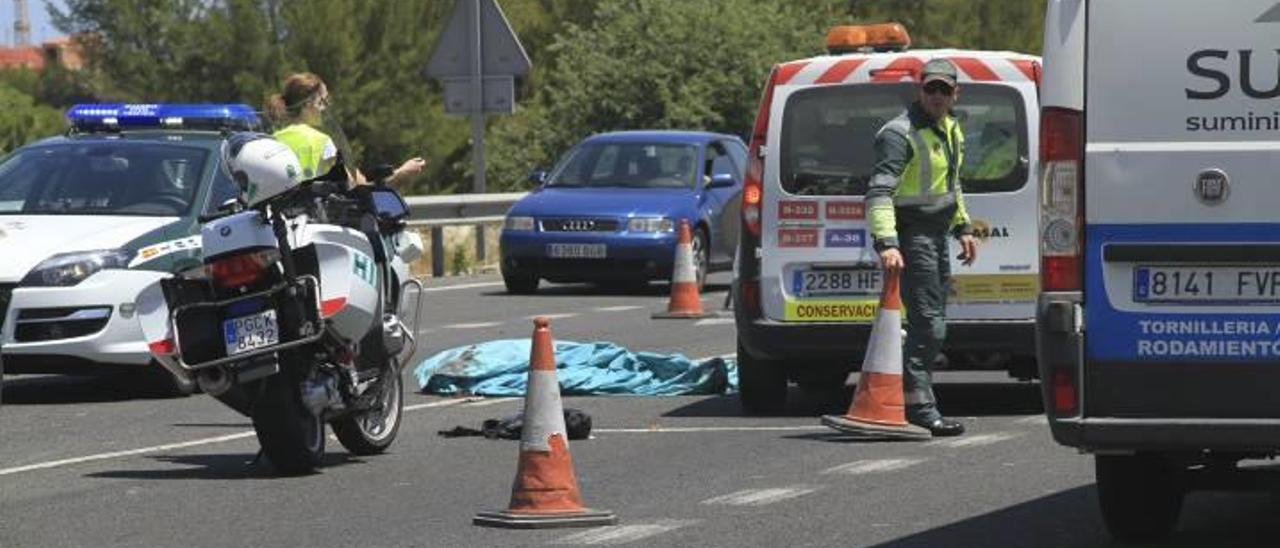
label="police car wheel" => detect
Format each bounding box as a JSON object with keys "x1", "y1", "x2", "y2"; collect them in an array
[
  {"x1": 1095, "y1": 454, "x2": 1184, "y2": 542},
  {"x1": 737, "y1": 340, "x2": 787, "y2": 415}
]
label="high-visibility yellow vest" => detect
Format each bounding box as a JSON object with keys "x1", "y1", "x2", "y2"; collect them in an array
[
  {"x1": 273, "y1": 123, "x2": 336, "y2": 179},
  {"x1": 868, "y1": 111, "x2": 971, "y2": 241}
]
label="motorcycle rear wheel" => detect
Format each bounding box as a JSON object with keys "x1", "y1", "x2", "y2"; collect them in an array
[
  {"x1": 331, "y1": 360, "x2": 403, "y2": 455},
  {"x1": 252, "y1": 367, "x2": 325, "y2": 476}
]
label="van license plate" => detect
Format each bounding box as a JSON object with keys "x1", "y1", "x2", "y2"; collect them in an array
[
  {"x1": 1133, "y1": 266, "x2": 1280, "y2": 304},
  {"x1": 547, "y1": 243, "x2": 607, "y2": 259},
  {"x1": 793, "y1": 268, "x2": 882, "y2": 297},
  {"x1": 223, "y1": 309, "x2": 279, "y2": 356}
]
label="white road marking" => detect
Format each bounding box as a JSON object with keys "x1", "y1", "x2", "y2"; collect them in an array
[
  {"x1": 463, "y1": 397, "x2": 520, "y2": 407},
  {"x1": 822, "y1": 458, "x2": 928, "y2": 476},
  {"x1": 529, "y1": 313, "x2": 578, "y2": 321},
  {"x1": 595, "y1": 425, "x2": 825, "y2": 434},
  {"x1": 701, "y1": 485, "x2": 820, "y2": 506},
  {"x1": 422, "y1": 281, "x2": 504, "y2": 292},
  {"x1": 593, "y1": 305, "x2": 643, "y2": 312},
  {"x1": 1, "y1": 397, "x2": 479, "y2": 477},
  {"x1": 442, "y1": 321, "x2": 503, "y2": 330},
  {"x1": 553, "y1": 520, "x2": 697, "y2": 545},
  {"x1": 1017, "y1": 415, "x2": 1049, "y2": 425},
  {"x1": 932, "y1": 431, "x2": 1023, "y2": 448},
  {"x1": 0, "y1": 432, "x2": 257, "y2": 477},
  {"x1": 693, "y1": 317, "x2": 735, "y2": 326}
]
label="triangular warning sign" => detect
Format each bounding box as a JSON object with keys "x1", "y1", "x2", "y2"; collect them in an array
[
  {"x1": 1256, "y1": 2, "x2": 1280, "y2": 22},
  {"x1": 427, "y1": 0, "x2": 531, "y2": 78}
]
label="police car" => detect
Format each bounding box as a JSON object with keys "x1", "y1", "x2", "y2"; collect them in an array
[
  {"x1": 1039, "y1": 1, "x2": 1280, "y2": 541},
  {"x1": 732, "y1": 24, "x2": 1043, "y2": 413},
  {"x1": 0, "y1": 104, "x2": 256, "y2": 395}
]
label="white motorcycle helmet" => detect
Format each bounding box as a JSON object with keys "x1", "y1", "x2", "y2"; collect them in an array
[{"x1": 221, "y1": 133, "x2": 303, "y2": 207}]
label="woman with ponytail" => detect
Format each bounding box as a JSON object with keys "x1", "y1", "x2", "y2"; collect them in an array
[{"x1": 267, "y1": 72, "x2": 426, "y2": 186}]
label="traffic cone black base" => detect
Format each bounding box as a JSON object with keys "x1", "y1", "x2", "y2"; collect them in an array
[
  {"x1": 820, "y1": 414, "x2": 931, "y2": 441},
  {"x1": 473, "y1": 509, "x2": 618, "y2": 529}
]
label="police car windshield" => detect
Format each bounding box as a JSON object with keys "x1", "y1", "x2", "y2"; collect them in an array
[
  {"x1": 547, "y1": 142, "x2": 698, "y2": 189},
  {"x1": 780, "y1": 83, "x2": 1027, "y2": 196},
  {"x1": 0, "y1": 143, "x2": 209, "y2": 216}
]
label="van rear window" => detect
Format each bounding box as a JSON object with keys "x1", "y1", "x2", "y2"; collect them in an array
[{"x1": 779, "y1": 83, "x2": 1028, "y2": 196}]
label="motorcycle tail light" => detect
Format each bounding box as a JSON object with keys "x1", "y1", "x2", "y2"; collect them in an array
[{"x1": 208, "y1": 249, "x2": 279, "y2": 289}]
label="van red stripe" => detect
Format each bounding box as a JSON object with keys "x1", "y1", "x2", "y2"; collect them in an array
[
  {"x1": 1009, "y1": 59, "x2": 1039, "y2": 82},
  {"x1": 815, "y1": 58, "x2": 866, "y2": 84},
  {"x1": 870, "y1": 57, "x2": 923, "y2": 82},
  {"x1": 775, "y1": 61, "x2": 810, "y2": 85},
  {"x1": 951, "y1": 57, "x2": 1000, "y2": 81}
]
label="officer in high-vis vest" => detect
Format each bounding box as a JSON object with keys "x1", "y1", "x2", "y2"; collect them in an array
[
  {"x1": 866, "y1": 58, "x2": 979, "y2": 437},
  {"x1": 266, "y1": 72, "x2": 425, "y2": 184}
]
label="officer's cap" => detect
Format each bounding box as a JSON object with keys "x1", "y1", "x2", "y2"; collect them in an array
[{"x1": 920, "y1": 58, "x2": 959, "y2": 87}]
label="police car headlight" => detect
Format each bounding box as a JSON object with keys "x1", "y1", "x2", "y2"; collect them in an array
[
  {"x1": 627, "y1": 217, "x2": 674, "y2": 233},
  {"x1": 21, "y1": 249, "x2": 134, "y2": 287},
  {"x1": 504, "y1": 216, "x2": 536, "y2": 231}
]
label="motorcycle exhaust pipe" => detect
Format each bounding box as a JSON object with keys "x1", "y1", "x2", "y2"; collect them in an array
[{"x1": 196, "y1": 366, "x2": 233, "y2": 397}]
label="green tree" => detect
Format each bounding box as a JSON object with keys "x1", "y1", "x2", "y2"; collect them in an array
[
  {"x1": 485, "y1": 0, "x2": 824, "y2": 191},
  {"x1": 0, "y1": 83, "x2": 66, "y2": 153}
]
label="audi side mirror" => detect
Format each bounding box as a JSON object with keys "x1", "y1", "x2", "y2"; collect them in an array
[
  {"x1": 527, "y1": 169, "x2": 549, "y2": 185},
  {"x1": 706, "y1": 173, "x2": 737, "y2": 189}
]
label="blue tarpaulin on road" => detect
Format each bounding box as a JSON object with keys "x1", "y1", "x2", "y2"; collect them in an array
[{"x1": 414, "y1": 339, "x2": 737, "y2": 396}]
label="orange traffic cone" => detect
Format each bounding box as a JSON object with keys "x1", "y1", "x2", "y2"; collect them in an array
[
  {"x1": 820, "y1": 268, "x2": 931, "y2": 440},
  {"x1": 652, "y1": 219, "x2": 712, "y2": 319},
  {"x1": 474, "y1": 317, "x2": 617, "y2": 529}
]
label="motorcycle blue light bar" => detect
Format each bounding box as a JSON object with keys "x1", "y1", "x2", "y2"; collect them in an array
[{"x1": 67, "y1": 103, "x2": 261, "y2": 131}]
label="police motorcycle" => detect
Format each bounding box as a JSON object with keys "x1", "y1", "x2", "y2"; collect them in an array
[{"x1": 137, "y1": 134, "x2": 424, "y2": 475}]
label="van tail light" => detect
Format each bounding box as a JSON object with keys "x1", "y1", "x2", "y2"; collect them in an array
[
  {"x1": 742, "y1": 66, "x2": 779, "y2": 239},
  {"x1": 1052, "y1": 367, "x2": 1079, "y2": 416},
  {"x1": 1039, "y1": 107, "x2": 1084, "y2": 292},
  {"x1": 208, "y1": 249, "x2": 279, "y2": 289}
]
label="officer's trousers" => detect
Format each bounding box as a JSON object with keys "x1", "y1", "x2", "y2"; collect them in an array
[{"x1": 899, "y1": 228, "x2": 951, "y2": 424}]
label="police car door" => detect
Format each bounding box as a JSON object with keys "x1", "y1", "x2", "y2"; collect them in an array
[{"x1": 1083, "y1": 0, "x2": 1280, "y2": 417}]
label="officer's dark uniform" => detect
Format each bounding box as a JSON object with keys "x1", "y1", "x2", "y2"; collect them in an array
[{"x1": 866, "y1": 59, "x2": 972, "y2": 432}]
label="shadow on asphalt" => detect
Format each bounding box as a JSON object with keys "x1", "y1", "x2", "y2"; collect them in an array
[
  {"x1": 663, "y1": 381, "x2": 1042, "y2": 418},
  {"x1": 0, "y1": 374, "x2": 181, "y2": 405},
  {"x1": 867, "y1": 484, "x2": 1280, "y2": 548},
  {"x1": 479, "y1": 281, "x2": 732, "y2": 298},
  {"x1": 84, "y1": 452, "x2": 363, "y2": 481}
]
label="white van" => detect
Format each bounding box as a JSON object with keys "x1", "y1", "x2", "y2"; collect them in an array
[
  {"x1": 733, "y1": 24, "x2": 1042, "y2": 413},
  {"x1": 1038, "y1": 0, "x2": 1280, "y2": 541}
]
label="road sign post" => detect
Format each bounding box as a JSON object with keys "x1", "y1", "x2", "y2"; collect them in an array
[{"x1": 428, "y1": 0, "x2": 530, "y2": 265}]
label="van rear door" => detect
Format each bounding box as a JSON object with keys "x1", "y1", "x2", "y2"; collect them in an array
[
  {"x1": 1084, "y1": 0, "x2": 1280, "y2": 418},
  {"x1": 761, "y1": 62, "x2": 1039, "y2": 325}
]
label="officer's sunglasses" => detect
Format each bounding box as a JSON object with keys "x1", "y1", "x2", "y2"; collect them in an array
[{"x1": 922, "y1": 81, "x2": 955, "y2": 96}]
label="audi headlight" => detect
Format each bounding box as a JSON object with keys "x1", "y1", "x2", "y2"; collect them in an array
[
  {"x1": 504, "y1": 216, "x2": 536, "y2": 231},
  {"x1": 627, "y1": 217, "x2": 674, "y2": 233},
  {"x1": 21, "y1": 249, "x2": 134, "y2": 287}
]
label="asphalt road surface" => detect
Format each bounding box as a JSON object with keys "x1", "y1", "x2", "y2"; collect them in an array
[{"x1": 2, "y1": 273, "x2": 1278, "y2": 548}]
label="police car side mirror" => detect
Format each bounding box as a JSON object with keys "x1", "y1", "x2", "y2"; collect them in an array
[
  {"x1": 527, "y1": 169, "x2": 548, "y2": 186},
  {"x1": 706, "y1": 173, "x2": 737, "y2": 189}
]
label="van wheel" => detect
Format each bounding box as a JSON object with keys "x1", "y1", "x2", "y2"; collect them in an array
[
  {"x1": 503, "y1": 271, "x2": 539, "y2": 294},
  {"x1": 1096, "y1": 454, "x2": 1184, "y2": 542},
  {"x1": 737, "y1": 340, "x2": 786, "y2": 415}
]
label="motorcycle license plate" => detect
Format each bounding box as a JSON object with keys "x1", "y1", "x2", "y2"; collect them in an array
[
  {"x1": 223, "y1": 309, "x2": 279, "y2": 356},
  {"x1": 792, "y1": 267, "x2": 882, "y2": 297}
]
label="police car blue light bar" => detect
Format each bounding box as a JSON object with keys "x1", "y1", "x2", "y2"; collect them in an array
[{"x1": 67, "y1": 103, "x2": 262, "y2": 131}]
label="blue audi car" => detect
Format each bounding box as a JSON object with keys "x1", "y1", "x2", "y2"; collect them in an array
[{"x1": 500, "y1": 131, "x2": 747, "y2": 294}]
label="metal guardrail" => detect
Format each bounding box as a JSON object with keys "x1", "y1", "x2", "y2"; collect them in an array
[{"x1": 403, "y1": 192, "x2": 528, "y2": 277}]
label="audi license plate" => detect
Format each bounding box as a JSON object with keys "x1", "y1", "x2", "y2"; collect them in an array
[
  {"x1": 793, "y1": 268, "x2": 882, "y2": 297},
  {"x1": 1133, "y1": 265, "x2": 1280, "y2": 305},
  {"x1": 547, "y1": 243, "x2": 607, "y2": 259},
  {"x1": 223, "y1": 309, "x2": 279, "y2": 356}
]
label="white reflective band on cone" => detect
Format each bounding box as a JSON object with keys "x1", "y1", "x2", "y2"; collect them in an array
[
  {"x1": 520, "y1": 369, "x2": 569, "y2": 453},
  {"x1": 859, "y1": 309, "x2": 903, "y2": 375},
  {"x1": 671, "y1": 243, "x2": 697, "y2": 284}
]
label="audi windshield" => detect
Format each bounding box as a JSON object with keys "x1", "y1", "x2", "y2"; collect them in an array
[{"x1": 548, "y1": 142, "x2": 698, "y2": 189}]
